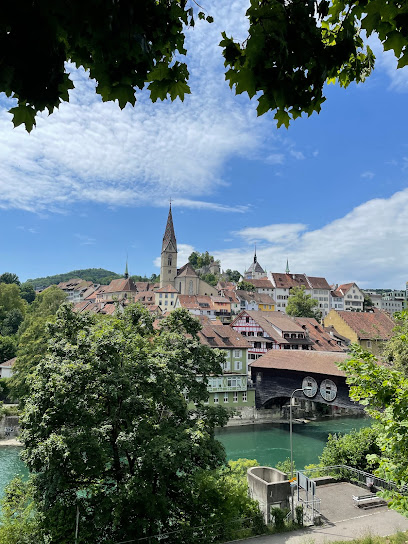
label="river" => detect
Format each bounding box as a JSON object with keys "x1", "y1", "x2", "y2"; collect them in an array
[
  {"x1": 216, "y1": 416, "x2": 371, "y2": 468},
  {"x1": 0, "y1": 417, "x2": 370, "y2": 500}
]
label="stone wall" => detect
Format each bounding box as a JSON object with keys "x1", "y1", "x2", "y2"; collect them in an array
[{"x1": 0, "y1": 415, "x2": 20, "y2": 438}]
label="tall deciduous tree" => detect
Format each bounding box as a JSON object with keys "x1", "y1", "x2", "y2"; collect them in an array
[
  {"x1": 339, "y1": 345, "x2": 408, "y2": 512},
  {"x1": 1, "y1": 1, "x2": 407, "y2": 131},
  {"x1": 10, "y1": 286, "x2": 66, "y2": 400},
  {"x1": 21, "y1": 305, "x2": 229, "y2": 543},
  {"x1": 286, "y1": 286, "x2": 320, "y2": 319},
  {"x1": 0, "y1": 273, "x2": 20, "y2": 285}
]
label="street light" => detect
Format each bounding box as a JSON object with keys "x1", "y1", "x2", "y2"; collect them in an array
[
  {"x1": 289, "y1": 387, "x2": 312, "y2": 478},
  {"x1": 289, "y1": 386, "x2": 311, "y2": 521}
]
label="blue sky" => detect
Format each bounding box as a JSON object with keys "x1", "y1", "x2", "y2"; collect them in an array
[{"x1": 1, "y1": 1, "x2": 408, "y2": 288}]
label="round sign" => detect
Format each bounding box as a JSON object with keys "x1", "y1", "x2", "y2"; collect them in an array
[
  {"x1": 302, "y1": 376, "x2": 318, "y2": 398},
  {"x1": 320, "y1": 379, "x2": 337, "y2": 402}
]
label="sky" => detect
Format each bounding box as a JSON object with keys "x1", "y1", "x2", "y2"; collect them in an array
[{"x1": 1, "y1": 1, "x2": 408, "y2": 288}]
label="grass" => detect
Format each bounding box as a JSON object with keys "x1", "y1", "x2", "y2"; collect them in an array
[{"x1": 297, "y1": 531, "x2": 408, "y2": 544}]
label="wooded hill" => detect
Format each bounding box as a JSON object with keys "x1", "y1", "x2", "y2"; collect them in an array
[{"x1": 26, "y1": 268, "x2": 121, "y2": 288}]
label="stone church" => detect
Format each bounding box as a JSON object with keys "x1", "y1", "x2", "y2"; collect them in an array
[{"x1": 160, "y1": 205, "x2": 218, "y2": 296}]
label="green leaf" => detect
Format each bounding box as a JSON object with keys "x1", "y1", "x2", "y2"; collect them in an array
[
  {"x1": 9, "y1": 105, "x2": 36, "y2": 132},
  {"x1": 256, "y1": 94, "x2": 271, "y2": 116},
  {"x1": 397, "y1": 51, "x2": 408, "y2": 69},
  {"x1": 235, "y1": 68, "x2": 256, "y2": 98},
  {"x1": 383, "y1": 31, "x2": 406, "y2": 58},
  {"x1": 111, "y1": 85, "x2": 136, "y2": 109},
  {"x1": 274, "y1": 109, "x2": 290, "y2": 129},
  {"x1": 169, "y1": 80, "x2": 191, "y2": 101}
]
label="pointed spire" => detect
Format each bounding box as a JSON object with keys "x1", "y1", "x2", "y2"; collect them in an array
[
  {"x1": 286, "y1": 258, "x2": 290, "y2": 274},
  {"x1": 254, "y1": 243, "x2": 257, "y2": 263},
  {"x1": 124, "y1": 256, "x2": 129, "y2": 279},
  {"x1": 162, "y1": 203, "x2": 177, "y2": 253}
]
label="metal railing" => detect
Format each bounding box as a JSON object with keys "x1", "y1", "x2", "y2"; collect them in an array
[{"x1": 299, "y1": 465, "x2": 408, "y2": 495}]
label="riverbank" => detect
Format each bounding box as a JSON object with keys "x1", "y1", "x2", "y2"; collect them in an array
[{"x1": 0, "y1": 438, "x2": 22, "y2": 447}]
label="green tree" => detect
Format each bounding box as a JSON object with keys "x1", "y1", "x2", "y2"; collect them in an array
[
  {"x1": 0, "y1": 273, "x2": 20, "y2": 285},
  {"x1": 237, "y1": 281, "x2": 256, "y2": 292},
  {"x1": 201, "y1": 273, "x2": 218, "y2": 287},
  {"x1": 383, "y1": 310, "x2": 408, "y2": 375},
  {"x1": 225, "y1": 269, "x2": 242, "y2": 283},
  {"x1": 0, "y1": 336, "x2": 16, "y2": 364},
  {"x1": 10, "y1": 286, "x2": 66, "y2": 401},
  {"x1": 19, "y1": 283, "x2": 36, "y2": 304},
  {"x1": 2, "y1": 1, "x2": 407, "y2": 131},
  {"x1": 363, "y1": 293, "x2": 374, "y2": 311},
  {"x1": 21, "y1": 305, "x2": 229, "y2": 543},
  {"x1": 286, "y1": 286, "x2": 320, "y2": 319},
  {"x1": 339, "y1": 345, "x2": 408, "y2": 511},
  {"x1": 0, "y1": 477, "x2": 42, "y2": 544},
  {"x1": 188, "y1": 251, "x2": 216, "y2": 270},
  {"x1": 1, "y1": 308, "x2": 24, "y2": 336},
  {"x1": 318, "y1": 427, "x2": 381, "y2": 472}
]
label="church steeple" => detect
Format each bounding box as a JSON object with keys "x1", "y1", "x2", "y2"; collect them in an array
[
  {"x1": 160, "y1": 204, "x2": 178, "y2": 287},
  {"x1": 162, "y1": 203, "x2": 177, "y2": 253},
  {"x1": 124, "y1": 257, "x2": 129, "y2": 279},
  {"x1": 286, "y1": 258, "x2": 290, "y2": 274},
  {"x1": 254, "y1": 243, "x2": 257, "y2": 263}
]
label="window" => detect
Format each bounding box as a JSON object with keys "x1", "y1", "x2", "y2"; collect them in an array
[
  {"x1": 227, "y1": 377, "x2": 237, "y2": 388},
  {"x1": 171, "y1": 293, "x2": 174, "y2": 298},
  {"x1": 254, "y1": 342, "x2": 261, "y2": 349},
  {"x1": 257, "y1": 332, "x2": 263, "y2": 337},
  {"x1": 235, "y1": 361, "x2": 242, "y2": 371},
  {"x1": 234, "y1": 349, "x2": 241, "y2": 357},
  {"x1": 367, "y1": 340, "x2": 372, "y2": 348},
  {"x1": 159, "y1": 293, "x2": 162, "y2": 298},
  {"x1": 168, "y1": 256, "x2": 172, "y2": 266},
  {"x1": 213, "y1": 394, "x2": 219, "y2": 404},
  {"x1": 242, "y1": 391, "x2": 247, "y2": 402},
  {"x1": 233, "y1": 392, "x2": 238, "y2": 402},
  {"x1": 248, "y1": 331, "x2": 254, "y2": 337},
  {"x1": 246, "y1": 316, "x2": 250, "y2": 323},
  {"x1": 241, "y1": 331, "x2": 247, "y2": 336},
  {"x1": 223, "y1": 361, "x2": 230, "y2": 371},
  {"x1": 224, "y1": 393, "x2": 229, "y2": 403}
]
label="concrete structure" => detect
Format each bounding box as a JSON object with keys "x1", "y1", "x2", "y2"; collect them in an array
[
  {"x1": 155, "y1": 284, "x2": 179, "y2": 312},
  {"x1": 336, "y1": 283, "x2": 364, "y2": 312},
  {"x1": 247, "y1": 466, "x2": 291, "y2": 523},
  {"x1": 324, "y1": 308, "x2": 395, "y2": 355}
]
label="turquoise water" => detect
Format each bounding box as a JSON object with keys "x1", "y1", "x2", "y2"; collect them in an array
[
  {"x1": 0, "y1": 447, "x2": 28, "y2": 500},
  {"x1": 0, "y1": 418, "x2": 371, "y2": 499},
  {"x1": 216, "y1": 417, "x2": 371, "y2": 469}
]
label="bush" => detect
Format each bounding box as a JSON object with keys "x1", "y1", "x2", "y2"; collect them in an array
[{"x1": 270, "y1": 507, "x2": 286, "y2": 531}]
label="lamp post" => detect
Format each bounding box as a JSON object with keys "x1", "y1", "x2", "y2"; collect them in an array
[
  {"x1": 289, "y1": 387, "x2": 312, "y2": 478},
  {"x1": 289, "y1": 386, "x2": 311, "y2": 521}
]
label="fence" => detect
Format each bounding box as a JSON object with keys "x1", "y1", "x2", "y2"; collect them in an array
[{"x1": 300, "y1": 465, "x2": 408, "y2": 495}]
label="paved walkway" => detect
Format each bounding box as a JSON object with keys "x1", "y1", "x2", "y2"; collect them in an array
[
  {"x1": 0, "y1": 438, "x2": 22, "y2": 446},
  {"x1": 227, "y1": 482, "x2": 408, "y2": 544}
]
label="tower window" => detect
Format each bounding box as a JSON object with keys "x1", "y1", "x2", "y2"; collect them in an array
[{"x1": 168, "y1": 256, "x2": 172, "y2": 266}]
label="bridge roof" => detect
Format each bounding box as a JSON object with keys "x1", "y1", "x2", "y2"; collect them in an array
[{"x1": 249, "y1": 350, "x2": 349, "y2": 377}]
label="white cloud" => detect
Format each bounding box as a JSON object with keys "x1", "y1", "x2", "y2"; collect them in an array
[
  {"x1": 289, "y1": 149, "x2": 305, "y2": 160},
  {"x1": 367, "y1": 34, "x2": 408, "y2": 92},
  {"x1": 75, "y1": 234, "x2": 96, "y2": 246},
  {"x1": 215, "y1": 188, "x2": 408, "y2": 288},
  {"x1": 361, "y1": 171, "x2": 375, "y2": 179}
]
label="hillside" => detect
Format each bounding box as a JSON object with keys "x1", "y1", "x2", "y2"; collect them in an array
[{"x1": 26, "y1": 268, "x2": 121, "y2": 288}]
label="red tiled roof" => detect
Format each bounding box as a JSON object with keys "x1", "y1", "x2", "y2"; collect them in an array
[
  {"x1": 1, "y1": 357, "x2": 16, "y2": 368},
  {"x1": 337, "y1": 283, "x2": 356, "y2": 295},
  {"x1": 294, "y1": 317, "x2": 346, "y2": 352},
  {"x1": 104, "y1": 278, "x2": 137, "y2": 294},
  {"x1": 271, "y1": 273, "x2": 309, "y2": 289},
  {"x1": 178, "y1": 295, "x2": 214, "y2": 310},
  {"x1": 334, "y1": 309, "x2": 395, "y2": 340},
  {"x1": 250, "y1": 350, "x2": 349, "y2": 376},
  {"x1": 176, "y1": 263, "x2": 198, "y2": 278},
  {"x1": 307, "y1": 276, "x2": 331, "y2": 290},
  {"x1": 246, "y1": 279, "x2": 274, "y2": 289},
  {"x1": 156, "y1": 284, "x2": 179, "y2": 293},
  {"x1": 198, "y1": 324, "x2": 250, "y2": 349}
]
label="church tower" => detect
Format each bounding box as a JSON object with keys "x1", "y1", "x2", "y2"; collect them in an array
[{"x1": 160, "y1": 204, "x2": 178, "y2": 287}]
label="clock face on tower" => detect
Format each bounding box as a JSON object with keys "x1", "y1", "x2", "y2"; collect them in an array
[
  {"x1": 302, "y1": 377, "x2": 318, "y2": 398},
  {"x1": 320, "y1": 379, "x2": 337, "y2": 402}
]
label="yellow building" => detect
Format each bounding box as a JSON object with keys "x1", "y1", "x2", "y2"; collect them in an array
[{"x1": 323, "y1": 309, "x2": 395, "y2": 356}]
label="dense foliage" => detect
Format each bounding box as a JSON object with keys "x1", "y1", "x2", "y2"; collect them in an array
[
  {"x1": 318, "y1": 426, "x2": 381, "y2": 472},
  {"x1": 237, "y1": 281, "x2": 256, "y2": 292},
  {"x1": 225, "y1": 269, "x2": 242, "y2": 283},
  {"x1": 188, "y1": 251, "x2": 217, "y2": 269},
  {"x1": 10, "y1": 286, "x2": 67, "y2": 401},
  {"x1": 339, "y1": 344, "x2": 408, "y2": 512},
  {"x1": 2, "y1": 1, "x2": 407, "y2": 130},
  {"x1": 20, "y1": 305, "x2": 233, "y2": 543},
  {"x1": 26, "y1": 268, "x2": 121, "y2": 288},
  {"x1": 286, "y1": 286, "x2": 320, "y2": 319}
]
